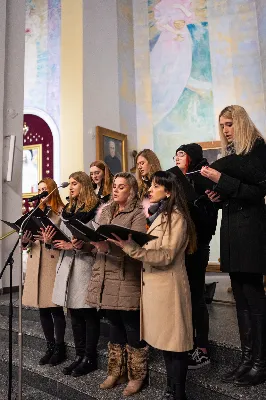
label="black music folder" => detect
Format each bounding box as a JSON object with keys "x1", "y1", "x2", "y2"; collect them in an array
[
  {"x1": 63, "y1": 219, "x2": 105, "y2": 243},
  {"x1": 64, "y1": 219, "x2": 157, "y2": 247},
  {"x1": 32, "y1": 216, "x2": 71, "y2": 242},
  {"x1": 1, "y1": 208, "x2": 45, "y2": 236},
  {"x1": 96, "y1": 224, "x2": 157, "y2": 246}
]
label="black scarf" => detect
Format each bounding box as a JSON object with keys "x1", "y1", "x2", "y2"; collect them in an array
[{"x1": 62, "y1": 202, "x2": 99, "y2": 224}]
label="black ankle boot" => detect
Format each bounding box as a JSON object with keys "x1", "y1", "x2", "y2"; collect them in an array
[
  {"x1": 62, "y1": 355, "x2": 83, "y2": 375},
  {"x1": 39, "y1": 341, "x2": 55, "y2": 365},
  {"x1": 49, "y1": 343, "x2": 67, "y2": 366},
  {"x1": 221, "y1": 310, "x2": 252, "y2": 383},
  {"x1": 235, "y1": 313, "x2": 266, "y2": 386},
  {"x1": 71, "y1": 355, "x2": 97, "y2": 377}
]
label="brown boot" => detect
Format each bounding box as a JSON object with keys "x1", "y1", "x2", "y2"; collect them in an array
[
  {"x1": 100, "y1": 343, "x2": 127, "y2": 389},
  {"x1": 123, "y1": 345, "x2": 149, "y2": 396}
]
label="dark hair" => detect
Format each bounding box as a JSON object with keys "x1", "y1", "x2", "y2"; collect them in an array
[{"x1": 152, "y1": 171, "x2": 197, "y2": 254}]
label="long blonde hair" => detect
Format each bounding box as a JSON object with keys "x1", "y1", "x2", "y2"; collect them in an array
[
  {"x1": 219, "y1": 105, "x2": 265, "y2": 156},
  {"x1": 67, "y1": 171, "x2": 98, "y2": 212},
  {"x1": 136, "y1": 149, "x2": 162, "y2": 199},
  {"x1": 109, "y1": 172, "x2": 139, "y2": 215}
]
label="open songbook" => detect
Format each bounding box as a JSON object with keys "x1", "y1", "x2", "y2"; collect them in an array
[
  {"x1": 63, "y1": 219, "x2": 157, "y2": 247},
  {"x1": 32, "y1": 215, "x2": 71, "y2": 242},
  {"x1": 1, "y1": 208, "x2": 46, "y2": 236}
]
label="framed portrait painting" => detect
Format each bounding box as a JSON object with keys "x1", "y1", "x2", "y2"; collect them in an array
[
  {"x1": 197, "y1": 141, "x2": 222, "y2": 165},
  {"x1": 23, "y1": 144, "x2": 42, "y2": 198},
  {"x1": 96, "y1": 126, "x2": 128, "y2": 175}
]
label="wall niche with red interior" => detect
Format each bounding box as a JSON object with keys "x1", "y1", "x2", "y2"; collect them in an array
[{"x1": 23, "y1": 114, "x2": 54, "y2": 214}]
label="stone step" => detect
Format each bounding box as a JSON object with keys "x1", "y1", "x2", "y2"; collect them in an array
[
  {"x1": 0, "y1": 372, "x2": 58, "y2": 399},
  {"x1": 0, "y1": 341, "x2": 266, "y2": 400},
  {"x1": 0, "y1": 307, "x2": 242, "y2": 368},
  {"x1": 0, "y1": 342, "x2": 164, "y2": 400}
]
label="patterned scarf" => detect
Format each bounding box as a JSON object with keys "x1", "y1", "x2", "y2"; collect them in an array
[
  {"x1": 225, "y1": 142, "x2": 236, "y2": 156},
  {"x1": 147, "y1": 199, "x2": 167, "y2": 227}
]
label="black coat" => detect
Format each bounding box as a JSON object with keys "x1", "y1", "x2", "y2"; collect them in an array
[
  {"x1": 214, "y1": 140, "x2": 266, "y2": 274},
  {"x1": 186, "y1": 159, "x2": 218, "y2": 244}
]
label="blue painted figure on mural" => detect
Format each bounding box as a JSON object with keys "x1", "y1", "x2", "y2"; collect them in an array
[
  {"x1": 150, "y1": 0, "x2": 195, "y2": 125},
  {"x1": 149, "y1": 0, "x2": 215, "y2": 168}
]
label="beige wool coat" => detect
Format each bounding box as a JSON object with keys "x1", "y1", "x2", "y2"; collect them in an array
[
  {"x1": 123, "y1": 210, "x2": 193, "y2": 353},
  {"x1": 87, "y1": 200, "x2": 147, "y2": 310},
  {"x1": 22, "y1": 211, "x2": 61, "y2": 308}
]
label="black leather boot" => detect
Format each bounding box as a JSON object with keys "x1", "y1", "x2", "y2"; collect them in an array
[
  {"x1": 71, "y1": 355, "x2": 97, "y2": 377},
  {"x1": 62, "y1": 356, "x2": 83, "y2": 375},
  {"x1": 39, "y1": 341, "x2": 55, "y2": 365},
  {"x1": 49, "y1": 343, "x2": 67, "y2": 366},
  {"x1": 221, "y1": 310, "x2": 252, "y2": 383},
  {"x1": 235, "y1": 313, "x2": 266, "y2": 386}
]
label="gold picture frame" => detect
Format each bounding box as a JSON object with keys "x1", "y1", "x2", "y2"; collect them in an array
[
  {"x1": 197, "y1": 141, "x2": 222, "y2": 165},
  {"x1": 23, "y1": 144, "x2": 42, "y2": 198},
  {"x1": 96, "y1": 126, "x2": 128, "y2": 174}
]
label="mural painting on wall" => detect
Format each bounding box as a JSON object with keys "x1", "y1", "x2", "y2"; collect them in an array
[
  {"x1": 24, "y1": 0, "x2": 61, "y2": 128},
  {"x1": 149, "y1": 0, "x2": 215, "y2": 168}
]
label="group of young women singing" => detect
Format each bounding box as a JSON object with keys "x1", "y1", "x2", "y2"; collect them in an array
[{"x1": 21, "y1": 105, "x2": 266, "y2": 399}]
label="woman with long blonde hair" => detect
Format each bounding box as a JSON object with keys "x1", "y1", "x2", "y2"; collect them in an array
[
  {"x1": 89, "y1": 160, "x2": 113, "y2": 203},
  {"x1": 22, "y1": 177, "x2": 66, "y2": 367},
  {"x1": 201, "y1": 105, "x2": 266, "y2": 387},
  {"x1": 52, "y1": 171, "x2": 100, "y2": 378},
  {"x1": 136, "y1": 149, "x2": 162, "y2": 200},
  {"x1": 87, "y1": 172, "x2": 148, "y2": 396}
]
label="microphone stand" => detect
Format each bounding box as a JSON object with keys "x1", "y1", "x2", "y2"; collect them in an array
[
  {"x1": 0, "y1": 237, "x2": 19, "y2": 400},
  {"x1": 17, "y1": 184, "x2": 66, "y2": 400}
]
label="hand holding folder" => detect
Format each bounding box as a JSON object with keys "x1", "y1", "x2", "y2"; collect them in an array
[
  {"x1": 32, "y1": 216, "x2": 71, "y2": 242},
  {"x1": 64, "y1": 219, "x2": 157, "y2": 247}
]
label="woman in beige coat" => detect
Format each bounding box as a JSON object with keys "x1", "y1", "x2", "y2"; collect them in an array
[
  {"x1": 22, "y1": 177, "x2": 66, "y2": 366},
  {"x1": 87, "y1": 172, "x2": 148, "y2": 397},
  {"x1": 109, "y1": 171, "x2": 197, "y2": 400}
]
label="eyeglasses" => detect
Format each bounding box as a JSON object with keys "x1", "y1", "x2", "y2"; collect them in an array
[{"x1": 173, "y1": 151, "x2": 186, "y2": 160}]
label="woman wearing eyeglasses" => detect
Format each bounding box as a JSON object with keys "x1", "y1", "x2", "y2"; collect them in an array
[{"x1": 174, "y1": 144, "x2": 218, "y2": 370}]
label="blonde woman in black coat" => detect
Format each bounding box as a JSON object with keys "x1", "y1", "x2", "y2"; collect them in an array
[{"x1": 202, "y1": 105, "x2": 266, "y2": 387}]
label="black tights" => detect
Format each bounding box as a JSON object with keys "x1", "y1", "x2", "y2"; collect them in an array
[
  {"x1": 70, "y1": 308, "x2": 100, "y2": 358},
  {"x1": 106, "y1": 309, "x2": 146, "y2": 349},
  {"x1": 163, "y1": 350, "x2": 188, "y2": 399},
  {"x1": 229, "y1": 272, "x2": 266, "y2": 315},
  {"x1": 186, "y1": 244, "x2": 210, "y2": 348},
  {"x1": 39, "y1": 307, "x2": 66, "y2": 344}
]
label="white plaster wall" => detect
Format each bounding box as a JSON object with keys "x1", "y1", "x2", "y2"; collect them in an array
[
  {"x1": 83, "y1": 0, "x2": 120, "y2": 173},
  {"x1": 117, "y1": 0, "x2": 137, "y2": 167},
  {"x1": 0, "y1": 0, "x2": 25, "y2": 288}
]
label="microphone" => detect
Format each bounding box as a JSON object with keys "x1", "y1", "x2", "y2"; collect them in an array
[
  {"x1": 60, "y1": 181, "x2": 69, "y2": 188},
  {"x1": 28, "y1": 191, "x2": 49, "y2": 202}
]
